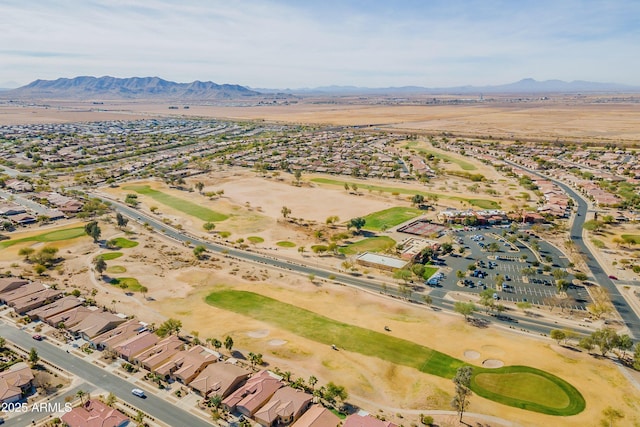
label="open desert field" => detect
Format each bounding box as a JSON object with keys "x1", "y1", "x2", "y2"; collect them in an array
[{"x1": 3, "y1": 96, "x2": 640, "y2": 144}]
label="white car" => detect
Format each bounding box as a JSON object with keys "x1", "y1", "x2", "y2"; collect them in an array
[{"x1": 131, "y1": 388, "x2": 146, "y2": 398}]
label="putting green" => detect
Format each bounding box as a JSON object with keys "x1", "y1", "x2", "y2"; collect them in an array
[
  {"x1": 205, "y1": 290, "x2": 584, "y2": 415},
  {"x1": 97, "y1": 252, "x2": 123, "y2": 261},
  {"x1": 110, "y1": 237, "x2": 138, "y2": 248},
  {"x1": 339, "y1": 236, "x2": 396, "y2": 255},
  {"x1": 0, "y1": 226, "x2": 87, "y2": 249},
  {"x1": 362, "y1": 207, "x2": 422, "y2": 231},
  {"x1": 110, "y1": 277, "x2": 144, "y2": 292},
  {"x1": 124, "y1": 185, "x2": 228, "y2": 222},
  {"x1": 276, "y1": 241, "x2": 296, "y2": 247}
]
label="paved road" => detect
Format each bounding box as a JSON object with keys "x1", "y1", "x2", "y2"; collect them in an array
[
  {"x1": 504, "y1": 160, "x2": 640, "y2": 338},
  {"x1": 92, "y1": 193, "x2": 593, "y2": 337},
  {"x1": 0, "y1": 190, "x2": 51, "y2": 216},
  {"x1": 0, "y1": 324, "x2": 213, "y2": 427}
]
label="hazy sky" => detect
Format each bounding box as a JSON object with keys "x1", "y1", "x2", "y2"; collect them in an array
[{"x1": 2, "y1": 0, "x2": 639, "y2": 88}]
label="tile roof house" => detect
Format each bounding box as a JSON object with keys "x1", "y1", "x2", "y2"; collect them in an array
[
  {"x1": 26, "y1": 295, "x2": 82, "y2": 322},
  {"x1": 61, "y1": 399, "x2": 130, "y2": 427},
  {"x1": 0, "y1": 282, "x2": 46, "y2": 305},
  {"x1": 162, "y1": 345, "x2": 219, "y2": 384},
  {"x1": 343, "y1": 413, "x2": 398, "y2": 427},
  {"x1": 0, "y1": 202, "x2": 26, "y2": 216},
  {"x1": 254, "y1": 386, "x2": 313, "y2": 427},
  {"x1": 45, "y1": 305, "x2": 98, "y2": 328},
  {"x1": 0, "y1": 277, "x2": 29, "y2": 294},
  {"x1": 113, "y1": 331, "x2": 159, "y2": 362},
  {"x1": 0, "y1": 362, "x2": 34, "y2": 404},
  {"x1": 222, "y1": 370, "x2": 284, "y2": 416},
  {"x1": 70, "y1": 312, "x2": 129, "y2": 343},
  {"x1": 133, "y1": 335, "x2": 184, "y2": 371},
  {"x1": 11, "y1": 288, "x2": 63, "y2": 314},
  {"x1": 92, "y1": 319, "x2": 145, "y2": 349},
  {"x1": 292, "y1": 405, "x2": 340, "y2": 427},
  {"x1": 189, "y1": 362, "x2": 251, "y2": 398}
]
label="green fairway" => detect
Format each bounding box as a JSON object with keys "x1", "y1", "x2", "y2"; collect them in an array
[
  {"x1": 205, "y1": 290, "x2": 584, "y2": 415},
  {"x1": 0, "y1": 227, "x2": 87, "y2": 249},
  {"x1": 311, "y1": 178, "x2": 500, "y2": 209},
  {"x1": 622, "y1": 234, "x2": 640, "y2": 244},
  {"x1": 124, "y1": 185, "x2": 228, "y2": 222},
  {"x1": 276, "y1": 241, "x2": 296, "y2": 247},
  {"x1": 106, "y1": 265, "x2": 127, "y2": 274},
  {"x1": 98, "y1": 252, "x2": 123, "y2": 261},
  {"x1": 248, "y1": 236, "x2": 264, "y2": 244},
  {"x1": 362, "y1": 207, "x2": 423, "y2": 231},
  {"x1": 405, "y1": 144, "x2": 477, "y2": 171},
  {"x1": 111, "y1": 237, "x2": 139, "y2": 248},
  {"x1": 339, "y1": 236, "x2": 396, "y2": 255},
  {"x1": 110, "y1": 277, "x2": 144, "y2": 292}
]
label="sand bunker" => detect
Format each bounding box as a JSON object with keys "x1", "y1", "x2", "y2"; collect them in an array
[
  {"x1": 482, "y1": 359, "x2": 504, "y2": 368},
  {"x1": 268, "y1": 339, "x2": 287, "y2": 346},
  {"x1": 463, "y1": 350, "x2": 480, "y2": 360},
  {"x1": 247, "y1": 330, "x2": 270, "y2": 338}
]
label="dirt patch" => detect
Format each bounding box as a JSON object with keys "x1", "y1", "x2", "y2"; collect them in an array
[{"x1": 268, "y1": 339, "x2": 287, "y2": 346}]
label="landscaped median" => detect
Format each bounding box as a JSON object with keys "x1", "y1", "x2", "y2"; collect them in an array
[{"x1": 205, "y1": 289, "x2": 585, "y2": 416}]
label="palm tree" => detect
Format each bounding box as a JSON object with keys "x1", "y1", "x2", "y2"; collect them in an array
[
  {"x1": 308, "y1": 375, "x2": 318, "y2": 390},
  {"x1": 76, "y1": 389, "x2": 87, "y2": 405},
  {"x1": 224, "y1": 335, "x2": 233, "y2": 352}
]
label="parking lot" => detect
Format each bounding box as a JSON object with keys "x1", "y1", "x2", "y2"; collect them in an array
[{"x1": 427, "y1": 225, "x2": 591, "y2": 312}]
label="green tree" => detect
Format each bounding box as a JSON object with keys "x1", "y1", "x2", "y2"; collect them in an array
[
  {"x1": 550, "y1": 329, "x2": 566, "y2": 344},
  {"x1": 211, "y1": 338, "x2": 222, "y2": 351},
  {"x1": 0, "y1": 336, "x2": 5, "y2": 349},
  {"x1": 323, "y1": 382, "x2": 348, "y2": 405},
  {"x1": 106, "y1": 392, "x2": 117, "y2": 407},
  {"x1": 411, "y1": 194, "x2": 425, "y2": 206},
  {"x1": 193, "y1": 245, "x2": 206, "y2": 259},
  {"x1": 84, "y1": 221, "x2": 101, "y2": 243},
  {"x1": 203, "y1": 222, "x2": 216, "y2": 232},
  {"x1": 393, "y1": 269, "x2": 412, "y2": 284},
  {"x1": 94, "y1": 256, "x2": 107, "y2": 276},
  {"x1": 29, "y1": 347, "x2": 39, "y2": 366},
  {"x1": 451, "y1": 366, "x2": 473, "y2": 423},
  {"x1": 347, "y1": 217, "x2": 366, "y2": 234},
  {"x1": 224, "y1": 335, "x2": 234, "y2": 352},
  {"x1": 18, "y1": 247, "x2": 35, "y2": 261},
  {"x1": 156, "y1": 318, "x2": 182, "y2": 337},
  {"x1": 115, "y1": 213, "x2": 128, "y2": 229},
  {"x1": 281, "y1": 206, "x2": 292, "y2": 219},
  {"x1": 294, "y1": 170, "x2": 302, "y2": 184},
  {"x1": 454, "y1": 302, "x2": 476, "y2": 321},
  {"x1": 195, "y1": 181, "x2": 205, "y2": 193}
]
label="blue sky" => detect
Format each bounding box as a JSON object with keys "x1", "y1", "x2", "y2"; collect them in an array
[{"x1": 1, "y1": 0, "x2": 639, "y2": 88}]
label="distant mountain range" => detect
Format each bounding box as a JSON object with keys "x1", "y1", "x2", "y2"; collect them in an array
[
  {"x1": 2, "y1": 76, "x2": 639, "y2": 100},
  {"x1": 2, "y1": 76, "x2": 261, "y2": 100},
  {"x1": 260, "y1": 78, "x2": 640, "y2": 95}
]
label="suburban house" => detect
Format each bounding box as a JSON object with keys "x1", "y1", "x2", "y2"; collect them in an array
[
  {"x1": 70, "y1": 312, "x2": 128, "y2": 343},
  {"x1": 189, "y1": 362, "x2": 251, "y2": 398},
  {"x1": 113, "y1": 331, "x2": 159, "y2": 362},
  {"x1": 222, "y1": 370, "x2": 284, "y2": 416},
  {"x1": 254, "y1": 386, "x2": 313, "y2": 427},
  {"x1": 0, "y1": 277, "x2": 29, "y2": 294},
  {"x1": 5, "y1": 179, "x2": 33, "y2": 192},
  {"x1": 0, "y1": 202, "x2": 26, "y2": 216},
  {"x1": 133, "y1": 335, "x2": 184, "y2": 371},
  {"x1": 61, "y1": 399, "x2": 130, "y2": 427},
  {"x1": 26, "y1": 295, "x2": 82, "y2": 322},
  {"x1": 0, "y1": 362, "x2": 34, "y2": 404},
  {"x1": 343, "y1": 413, "x2": 398, "y2": 427},
  {"x1": 11, "y1": 288, "x2": 63, "y2": 314},
  {"x1": 165, "y1": 345, "x2": 220, "y2": 384},
  {"x1": 291, "y1": 405, "x2": 340, "y2": 427},
  {"x1": 45, "y1": 305, "x2": 98, "y2": 328},
  {"x1": 90, "y1": 319, "x2": 145, "y2": 349},
  {"x1": 0, "y1": 282, "x2": 46, "y2": 305}
]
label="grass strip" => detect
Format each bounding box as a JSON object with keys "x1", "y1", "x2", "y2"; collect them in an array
[
  {"x1": 0, "y1": 227, "x2": 86, "y2": 249},
  {"x1": 311, "y1": 178, "x2": 499, "y2": 209},
  {"x1": 124, "y1": 185, "x2": 228, "y2": 222}
]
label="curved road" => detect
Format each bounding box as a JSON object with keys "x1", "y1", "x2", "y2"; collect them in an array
[
  {"x1": 504, "y1": 160, "x2": 640, "y2": 338},
  {"x1": 92, "y1": 193, "x2": 593, "y2": 337}
]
